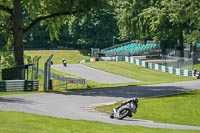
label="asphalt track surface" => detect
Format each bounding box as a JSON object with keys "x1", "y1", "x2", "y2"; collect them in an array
[
  {"x1": 52, "y1": 64, "x2": 140, "y2": 83},
  {"x1": 1, "y1": 65, "x2": 200, "y2": 130}
]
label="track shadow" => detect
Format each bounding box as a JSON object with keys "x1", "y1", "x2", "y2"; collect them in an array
[
  {"x1": 53, "y1": 85, "x2": 193, "y2": 98},
  {"x1": 0, "y1": 97, "x2": 34, "y2": 104},
  {"x1": 121, "y1": 118, "x2": 154, "y2": 123}
]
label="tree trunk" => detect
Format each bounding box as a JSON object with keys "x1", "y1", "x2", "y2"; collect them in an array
[
  {"x1": 13, "y1": 0, "x2": 24, "y2": 66},
  {"x1": 178, "y1": 34, "x2": 184, "y2": 57},
  {"x1": 160, "y1": 40, "x2": 167, "y2": 55}
]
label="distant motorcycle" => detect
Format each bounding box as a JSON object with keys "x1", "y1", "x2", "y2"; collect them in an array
[
  {"x1": 110, "y1": 98, "x2": 138, "y2": 120},
  {"x1": 193, "y1": 69, "x2": 200, "y2": 79}
]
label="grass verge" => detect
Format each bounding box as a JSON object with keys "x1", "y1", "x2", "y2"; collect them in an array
[
  {"x1": 0, "y1": 110, "x2": 199, "y2": 133},
  {"x1": 96, "y1": 89, "x2": 200, "y2": 126},
  {"x1": 84, "y1": 61, "x2": 195, "y2": 85},
  {"x1": 49, "y1": 61, "x2": 196, "y2": 91},
  {"x1": 25, "y1": 50, "x2": 90, "y2": 69}
]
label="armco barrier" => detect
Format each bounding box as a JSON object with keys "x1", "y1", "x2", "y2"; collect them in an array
[
  {"x1": 51, "y1": 73, "x2": 87, "y2": 87},
  {"x1": 38, "y1": 69, "x2": 87, "y2": 87},
  {"x1": 124, "y1": 56, "x2": 194, "y2": 77},
  {"x1": 0, "y1": 80, "x2": 39, "y2": 92}
]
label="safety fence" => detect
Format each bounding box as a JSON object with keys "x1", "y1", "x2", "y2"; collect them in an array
[
  {"x1": 161, "y1": 56, "x2": 193, "y2": 70},
  {"x1": 0, "y1": 80, "x2": 39, "y2": 92},
  {"x1": 38, "y1": 69, "x2": 87, "y2": 89},
  {"x1": 80, "y1": 55, "x2": 194, "y2": 77},
  {"x1": 51, "y1": 73, "x2": 87, "y2": 87},
  {"x1": 124, "y1": 56, "x2": 193, "y2": 77}
]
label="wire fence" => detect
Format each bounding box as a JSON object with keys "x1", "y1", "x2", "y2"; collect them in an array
[
  {"x1": 162, "y1": 56, "x2": 193, "y2": 70},
  {"x1": 38, "y1": 68, "x2": 87, "y2": 90}
]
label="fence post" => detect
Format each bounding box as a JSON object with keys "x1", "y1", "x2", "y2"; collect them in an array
[
  {"x1": 43, "y1": 54, "x2": 53, "y2": 91},
  {"x1": 32, "y1": 56, "x2": 41, "y2": 80}
]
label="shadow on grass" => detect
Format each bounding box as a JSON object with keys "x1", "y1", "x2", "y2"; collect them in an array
[
  {"x1": 164, "y1": 89, "x2": 200, "y2": 98},
  {"x1": 78, "y1": 49, "x2": 90, "y2": 56},
  {"x1": 122, "y1": 118, "x2": 154, "y2": 123},
  {"x1": 51, "y1": 84, "x2": 198, "y2": 99}
]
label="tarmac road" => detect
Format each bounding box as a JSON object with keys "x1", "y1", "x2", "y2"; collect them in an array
[
  {"x1": 1, "y1": 64, "x2": 200, "y2": 130},
  {"x1": 1, "y1": 80, "x2": 200, "y2": 130},
  {"x1": 51, "y1": 64, "x2": 140, "y2": 83}
]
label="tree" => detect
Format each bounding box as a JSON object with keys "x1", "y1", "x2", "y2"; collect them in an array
[
  {"x1": 68, "y1": 9, "x2": 118, "y2": 49},
  {"x1": 142, "y1": 0, "x2": 200, "y2": 56},
  {"x1": 139, "y1": 1, "x2": 182, "y2": 55},
  {"x1": 162, "y1": 0, "x2": 200, "y2": 52},
  {"x1": 113, "y1": 0, "x2": 161, "y2": 41},
  {"x1": 113, "y1": 0, "x2": 200, "y2": 56},
  {"x1": 23, "y1": 7, "x2": 119, "y2": 49},
  {"x1": 0, "y1": 0, "x2": 106, "y2": 66}
]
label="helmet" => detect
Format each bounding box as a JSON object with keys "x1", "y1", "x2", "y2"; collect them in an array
[{"x1": 132, "y1": 98, "x2": 138, "y2": 103}]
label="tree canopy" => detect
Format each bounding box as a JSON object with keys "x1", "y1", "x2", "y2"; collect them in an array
[
  {"x1": 0, "y1": 0, "x2": 107, "y2": 66},
  {"x1": 24, "y1": 8, "x2": 118, "y2": 49},
  {"x1": 113, "y1": 0, "x2": 200, "y2": 56}
]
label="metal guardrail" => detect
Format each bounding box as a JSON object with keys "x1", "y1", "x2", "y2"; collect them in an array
[
  {"x1": 0, "y1": 80, "x2": 39, "y2": 92},
  {"x1": 38, "y1": 69, "x2": 87, "y2": 87},
  {"x1": 24, "y1": 80, "x2": 39, "y2": 91},
  {"x1": 51, "y1": 73, "x2": 87, "y2": 87}
]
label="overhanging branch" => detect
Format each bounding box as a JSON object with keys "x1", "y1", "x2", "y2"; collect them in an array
[
  {"x1": 0, "y1": 4, "x2": 13, "y2": 14},
  {"x1": 23, "y1": 10, "x2": 80, "y2": 33}
]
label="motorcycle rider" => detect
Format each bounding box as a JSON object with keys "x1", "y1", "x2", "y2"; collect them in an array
[
  {"x1": 114, "y1": 98, "x2": 138, "y2": 113},
  {"x1": 193, "y1": 69, "x2": 200, "y2": 78}
]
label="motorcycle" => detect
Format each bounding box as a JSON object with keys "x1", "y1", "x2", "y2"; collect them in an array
[
  {"x1": 193, "y1": 69, "x2": 200, "y2": 79},
  {"x1": 110, "y1": 98, "x2": 138, "y2": 120}
]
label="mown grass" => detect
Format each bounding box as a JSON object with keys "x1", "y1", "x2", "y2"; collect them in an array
[
  {"x1": 85, "y1": 61, "x2": 195, "y2": 85},
  {"x1": 194, "y1": 61, "x2": 200, "y2": 70},
  {"x1": 4, "y1": 51, "x2": 197, "y2": 91},
  {"x1": 49, "y1": 61, "x2": 195, "y2": 91},
  {"x1": 1, "y1": 51, "x2": 200, "y2": 132},
  {"x1": 96, "y1": 89, "x2": 200, "y2": 126},
  {"x1": 0, "y1": 91, "x2": 41, "y2": 96},
  {"x1": 24, "y1": 50, "x2": 90, "y2": 69},
  {"x1": 24, "y1": 50, "x2": 91, "y2": 91},
  {"x1": 0, "y1": 110, "x2": 199, "y2": 133},
  {"x1": 24, "y1": 50, "x2": 195, "y2": 90}
]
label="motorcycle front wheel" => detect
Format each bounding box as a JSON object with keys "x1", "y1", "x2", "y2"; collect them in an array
[
  {"x1": 118, "y1": 108, "x2": 130, "y2": 120},
  {"x1": 110, "y1": 112, "x2": 114, "y2": 119}
]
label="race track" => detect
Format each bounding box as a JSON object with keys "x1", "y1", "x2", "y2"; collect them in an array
[
  {"x1": 0, "y1": 64, "x2": 200, "y2": 130},
  {"x1": 51, "y1": 64, "x2": 140, "y2": 83}
]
